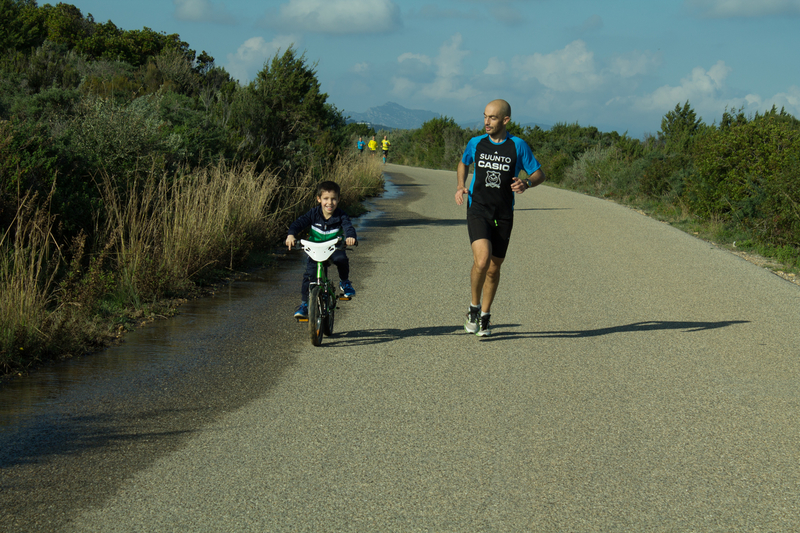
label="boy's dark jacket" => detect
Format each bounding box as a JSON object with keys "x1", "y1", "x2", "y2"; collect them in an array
[{"x1": 288, "y1": 206, "x2": 357, "y2": 243}]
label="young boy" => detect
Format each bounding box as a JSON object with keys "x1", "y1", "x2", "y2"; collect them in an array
[{"x1": 285, "y1": 181, "x2": 357, "y2": 319}]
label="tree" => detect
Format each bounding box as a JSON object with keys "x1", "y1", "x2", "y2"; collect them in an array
[
  {"x1": 0, "y1": 0, "x2": 46, "y2": 52},
  {"x1": 231, "y1": 47, "x2": 342, "y2": 172},
  {"x1": 659, "y1": 101, "x2": 702, "y2": 150}
]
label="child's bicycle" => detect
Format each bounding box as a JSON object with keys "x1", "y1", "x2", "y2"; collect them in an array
[{"x1": 293, "y1": 237, "x2": 356, "y2": 346}]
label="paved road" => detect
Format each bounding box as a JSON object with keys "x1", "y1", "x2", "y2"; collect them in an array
[{"x1": 3, "y1": 164, "x2": 800, "y2": 531}]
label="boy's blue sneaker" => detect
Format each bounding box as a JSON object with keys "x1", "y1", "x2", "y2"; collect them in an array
[
  {"x1": 294, "y1": 302, "x2": 308, "y2": 319},
  {"x1": 340, "y1": 280, "x2": 356, "y2": 298}
]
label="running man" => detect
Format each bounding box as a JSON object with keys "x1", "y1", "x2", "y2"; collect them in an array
[
  {"x1": 455, "y1": 99, "x2": 546, "y2": 336},
  {"x1": 381, "y1": 135, "x2": 391, "y2": 163},
  {"x1": 368, "y1": 136, "x2": 378, "y2": 156},
  {"x1": 357, "y1": 137, "x2": 365, "y2": 154}
]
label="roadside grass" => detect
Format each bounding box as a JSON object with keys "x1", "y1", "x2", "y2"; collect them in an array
[
  {"x1": 1, "y1": 154, "x2": 384, "y2": 376},
  {"x1": 334, "y1": 152, "x2": 385, "y2": 215},
  {"x1": 0, "y1": 193, "x2": 61, "y2": 371}
]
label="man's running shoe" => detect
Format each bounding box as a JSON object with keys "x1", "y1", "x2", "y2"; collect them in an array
[
  {"x1": 477, "y1": 313, "x2": 492, "y2": 337},
  {"x1": 465, "y1": 305, "x2": 480, "y2": 334},
  {"x1": 294, "y1": 302, "x2": 308, "y2": 319},
  {"x1": 340, "y1": 280, "x2": 356, "y2": 298}
]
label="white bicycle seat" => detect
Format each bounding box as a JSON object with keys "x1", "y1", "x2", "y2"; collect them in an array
[{"x1": 299, "y1": 238, "x2": 340, "y2": 262}]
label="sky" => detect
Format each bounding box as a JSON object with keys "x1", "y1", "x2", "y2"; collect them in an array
[{"x1": 64, "y1": 0, "x2": 800, "y2": 136}]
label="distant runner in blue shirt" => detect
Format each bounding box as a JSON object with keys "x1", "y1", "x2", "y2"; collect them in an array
[
  {"x1": 357, "y1": 137, "x2": 365, "y2": 154},
  {"x1": 455, "y1": 99, "x2": 546, "y2": 336}
]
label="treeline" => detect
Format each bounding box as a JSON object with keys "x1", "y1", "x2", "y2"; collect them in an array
[
  {"x1": 0, "y1": 1, "x2": 382, "y2": 372},
  {"x1": 390, "y1": 103, "x2": 800, "y2": 264}
]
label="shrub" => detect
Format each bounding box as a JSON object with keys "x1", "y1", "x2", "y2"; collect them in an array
[
  {"x1": 639, "y1": 152, "x2": 691, "y2": 199},
  {"x1": 68, "y1": 94, "x2": 168, "y2": 178},
  {"x1": 686, "y1": 115, "x2": 800, "y2": 247}
]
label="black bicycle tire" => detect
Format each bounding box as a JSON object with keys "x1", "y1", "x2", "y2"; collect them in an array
[
  {"x1": 323, "y1": 289, "x2": 335, "y2": 336},
  {"x1": 308, "y1": 286, "x2": 324, "y2": 346}
]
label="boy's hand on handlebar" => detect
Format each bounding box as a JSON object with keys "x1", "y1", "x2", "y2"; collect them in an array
[
  {"x1": 345, "y1": 237, "x2": 357, "y2": 246},
  {"x1": 285, "y1": 235, "x2": 296, "y2": 250}
]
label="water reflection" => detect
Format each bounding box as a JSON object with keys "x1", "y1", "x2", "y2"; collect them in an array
[
  {"x1": 0, "y1": 267, "x2": 287, "y2": 430},
  {"x1": 0, "y1": 174, "x2": 402, "y2": 432}
]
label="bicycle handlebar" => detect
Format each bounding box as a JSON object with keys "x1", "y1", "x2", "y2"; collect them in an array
[{"x1": 291, "y1": 238, "x2": 358, "y2": 251}]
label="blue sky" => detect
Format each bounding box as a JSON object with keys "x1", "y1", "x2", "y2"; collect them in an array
[{"x1": 65, "y1": 0, "x2": 799, "y2": 136}]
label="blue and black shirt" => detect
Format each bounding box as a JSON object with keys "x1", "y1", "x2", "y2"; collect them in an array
[{"x1": 461, "y1": 132, "x2": 541, "y2": 220}]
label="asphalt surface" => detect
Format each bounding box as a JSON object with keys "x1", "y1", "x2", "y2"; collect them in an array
[{"x1": 2, "y1": 164, "x2": 800, "y2": 531}]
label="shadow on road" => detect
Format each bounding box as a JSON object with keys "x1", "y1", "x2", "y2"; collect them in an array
[
  {"x1": 326, "y1": 320, "x2": 750, "y2": 346},
  {"x1": 479, "y1": 320, "x2": 750, "y2": 341},
  {"x1": 514, "y1": 207, "x2": 572, "y2": 212},
  {"x1": 0, "y1": 408, "x2": 201, "y2": 469},
  {"x1": 325, "y1": 325, "x2": 464, "y2": 346},
  {"x1": 366, "y1": 217, "x2": 464, "y2": 229}
]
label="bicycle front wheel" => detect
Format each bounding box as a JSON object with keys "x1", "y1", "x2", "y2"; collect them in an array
[
  {"x1": 323, "y1": 290, "x2": 335, "y2": 336},
  {"x1": 308, "y1": 286, "x2": 324, "y2": 346}
]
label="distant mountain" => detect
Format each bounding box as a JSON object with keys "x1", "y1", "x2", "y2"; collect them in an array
[
  {"x1": 345, "y1": 102, "x2": 440, "y2": 130},
  {"x1": 459, "y1": 120, "x2": 552, "y2": 131}
]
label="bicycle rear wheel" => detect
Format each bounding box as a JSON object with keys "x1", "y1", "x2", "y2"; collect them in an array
[{"x1": 308, "y1": 286, "x2": 324, "y2": 346}]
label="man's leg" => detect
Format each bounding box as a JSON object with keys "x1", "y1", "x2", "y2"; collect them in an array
[
  {"x1": 480, "y1": 256, "x2": 504, "y2": 313},
  {"x1": 470, "y1": 239, "x2": 492, "y2": 308}
]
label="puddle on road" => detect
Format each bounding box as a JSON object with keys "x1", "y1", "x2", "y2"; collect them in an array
[{"x1": 0, "y1": 175, "x2": 402, "y2": 431}]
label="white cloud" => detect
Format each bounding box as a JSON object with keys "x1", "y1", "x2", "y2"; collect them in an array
[
  {"x1": 633, "y1": 60, "x2": 731, "y2": 112},
  {"x1": 173, "y1": 0, "x2": 235, "y2": 24},
  {"x1": 686, "y1": 0, "x2": 800, "y2": 18},
  {"x1": 578, "y1": 14, "x2": 604, "y2": 33},
  {"x1": 272, "y1": 0, "x2": 401, "y2": 34},
  {"x1": 512, "y1": 41, "x2": 603, "y2": 92},
  {"x1": 398, "y1": 53, "x2": 432, "y2": 66},
  {"x1": 761, "y1": 86, "x2": 800, "y2": 116},
  {"x1": 483, "y1": 57, "x2": 507, "y2": 76},
  {"x1": 225, "y1": 35, "x2": 300, "y2": 83},
  {"x1": 608, "y1": 51, "x2": 661, "y2": 78},
  {"x1": 350, "y1": 62, "x2": 370, "y2": 74},
  {"x1": 391, "y1": 34, "x2": 479, "y2": 102},
  {"x1": 408, "y1": 5, "x2": 481, "y2": 20}
]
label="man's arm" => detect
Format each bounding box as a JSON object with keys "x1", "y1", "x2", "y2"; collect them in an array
[
  {"x1": 511, "y1": 168, "x2": 546, "y2": 193},
  {"x1": 455, "y1": 161, "x2": 470, "y2": 205}
]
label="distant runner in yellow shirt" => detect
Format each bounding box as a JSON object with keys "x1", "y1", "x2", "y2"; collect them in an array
[
  {"x1": 368, "y1": 136, "x2": 377, "y2": 156},
  {"x1": 381, "y1": 135, "x2": 391, "y2": 164}
]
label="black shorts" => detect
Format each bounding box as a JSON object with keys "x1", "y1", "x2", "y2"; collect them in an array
[{"x1": 467, "y1": 212, "x2": 513, "y2": 258}]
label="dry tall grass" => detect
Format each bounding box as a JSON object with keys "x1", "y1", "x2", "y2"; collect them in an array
[
  {"x1": 0, "y1": 193, "x2": 61, "y2": 369},
  {"x1": 100, "y1": 161, "x2": 283, "y2": 304},
  {"x1": 333, "y1": 152, "x2": 385, "y2": 206},
  {"x1": 1, "y1": 152, "x2": 384, "y2": 373}
]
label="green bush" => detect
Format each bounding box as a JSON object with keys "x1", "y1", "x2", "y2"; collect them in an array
[
  {"x1": 388, "y1": 117, "x2": 476, "y2": 170},
  {"x1": 639, "y1": 152, "x2": 691, "y2": 199},
  {"x1": 686, "y1": 114, "x2": 800, "y2": 247},
  {"x1": 68, "y1": 94, "x2": 168, "y2": 176}
]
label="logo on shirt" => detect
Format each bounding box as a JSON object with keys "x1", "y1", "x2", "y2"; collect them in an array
[
  {"x1": 485, "y1": 170, "x2": 501, "y2": 189},
  {"x1": 478, "y1": 152, "x2": 511, "y2": 172}
]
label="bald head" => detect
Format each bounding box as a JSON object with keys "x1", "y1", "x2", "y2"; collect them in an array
[
  {"x1": 483, "y1": 99, "x2": 512, "y2": 140},
  {"x1": 487, "y1": 99, "x2": 511, "y2": 120}
]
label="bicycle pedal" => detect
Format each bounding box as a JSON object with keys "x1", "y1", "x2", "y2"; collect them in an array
[
  {"x1": 296, "y1": 318, "x2": 309, "y2": 322},
  {"x1": 338, "y1": 296, "x2": 351, "y2": 301}
]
